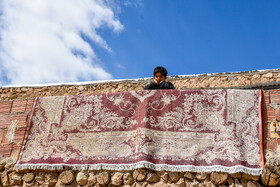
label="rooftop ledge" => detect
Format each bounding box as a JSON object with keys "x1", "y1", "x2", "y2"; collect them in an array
[
  {"x1": 1, "y1": 68, "x2": 280, "y2": 88},
  {"x1": 1, "y1": 68, "x2": 280, "y2": 101}
]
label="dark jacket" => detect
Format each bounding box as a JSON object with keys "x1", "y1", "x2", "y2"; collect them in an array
[{"x1": 144, "y1": 81, "x2": 175, "y2": 90}]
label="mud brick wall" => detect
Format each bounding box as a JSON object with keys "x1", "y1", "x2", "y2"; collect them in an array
[
  {"x1": 0, "y1": 99, "x2": 34, "y2": 158},
  {"x1": 263, "y1": 90, "x2": 280, "y2": 153}
]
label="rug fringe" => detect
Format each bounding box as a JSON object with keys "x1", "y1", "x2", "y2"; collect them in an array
[{"x1": 14, "y1": 162, "x2": 262, "y2": 176}]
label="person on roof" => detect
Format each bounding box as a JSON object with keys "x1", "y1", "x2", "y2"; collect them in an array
[{"x1": 144, "y1": 66, "x2": 175, "y2": 90}]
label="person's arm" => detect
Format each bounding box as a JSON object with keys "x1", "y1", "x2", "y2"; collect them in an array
[
  {"x1": 159, "y1": 82, "x2": 175, "y2": 89},
  {"x1": 144, "y1": 82, "x2": 158, "y2": 90}
]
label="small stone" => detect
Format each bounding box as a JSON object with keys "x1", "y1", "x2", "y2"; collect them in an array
[
  {"x1": 0, "y1": 163, "x2": 5, "y2": 171},
  {"x1": 241, "y1": 178, "x2": 248, "y2": 186},
  {"x1": 205, "y1": 181, "x2": 216, "y2": 187},
  {"x1": 169, "y1": 172, "x2": 180, "y2": 182},
  {"x1": 146, "y1": 180, "x2": 168, "y2": 187},
  {"x1": 228, "y1": 76, "x2": 237, "y2": 81},
  {"x1": 169, "y1": 184, "x2": 177, "y2": 187},
  {"x1": 35, "y1": 176, "x2": 44, "y2": 185},
  {"x1": 88, "y1": 173, "x2": 97, "y2": 186},
  {"x1": 123, "y1": 173, "x2": 134, "y2": 185},
  {"x1": 260, "y1": 168, "x2": 269, "y2": 185},
  {"x1": 48, "y1": 179, "x2": 57, "y2": 186},
  {"x1": 242, "y1": 173, "x2": 259, "y2": 181},
  {"x1": 97, "y1": 171, "x2": 110, "y2": 185},
  {"x1": 45, "y1": 173, "x2": 58, "y2": 187},
  {"x1": 161, "y1": 173, "x2": 169, "y2": 182},
  {"x1": 245, "y1": 79, "x2": 251, "y2": 85},
  {"x1": 190, "y1": 179, "x2": 199, "y2": 187},
  {"x1": 1, "y1": 171, "x2": 9, "y2": 187},
  {"x1": 59, "y1": 170, "x2": 75, "y2": 185},
  {"x1": 157, "y1": 171, "x2": 166, "y2": 177},
  {"x1": 185, "y1": 181, "x2": 192, "y2": 187},
  {"x1": 45, "y1": 173, "x2": 53, "y2": 181},
  {"x1": 77, "y1": 86, "x2": 84, "y2": 91},
  {"x1": 133, "y1": 169, "x2": 147, "y2": 181},
  {"x1": 263, "y1": 72, "x2": 273, "y2": 78},
  {"x1": 176, "y1": 178, "x2": 185, "y2": 187},
  {"x1": 4, "y1": 161, "x2": 13, "y2": 170},
  {"x1": 247, "y1": 181, "x2": 261, "y2": 187},
  {"x1": 22, "y1": 173, "x2": 35, "y2": 183},
  {"x1": 261, "y1": 77, "x2": 269, "y2": 83},
  {"x1": 195, "y1": 172, "x2": 208, "y2": 181},
  {"x1": 230, "y1": 173, "x2": 242, "y2": 180},
  {"x1": 111, "y1": 172, "x2": 123, "y2": 186},
  {"x1": 210, "y1": 172, "x2": 228, "y2": 185},
  {"x1": 252, "y1": 74, "x2": 261, "y2": 79},
  {"x1": 11, "y1": 174, "x2": 22, "y2": 185},
  {"x1": 133, "y1": 181, "x2": 148, "y2": 187},
  {"x1": 253, "y1": 181, "x2": 262, "y2": 187},
  {"x1": 227, "y1": 176, "x2": 234, "y2": 185},
  {"x1": 146, "y1": 173, "x2": 160, "y2": 183},
  {"x1": 234, "y1": 178, "x2": 240, "y2": 184},
  {"x1": 21, "y1": 88, "x2": 28, "y2": 92},
  {"x1": 184, "y1": 172, "x2": 195, "y2": 180},
  {"x1": 76, "y1": 172, "x2": 88, "y2": 185},
  {"x1": 22, "y1": 181, "x2": 35, "y2": 187},
  {"x1": 261, "y1": 172, "x2": 280, "y2": 186},
  {"x1": 236, "y1": 185, "x2": 245, "y2": 187}
]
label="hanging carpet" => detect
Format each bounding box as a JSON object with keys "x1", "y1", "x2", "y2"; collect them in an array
[{"x1": 16, "y1": 89, "x2": 263, "y2": 175}]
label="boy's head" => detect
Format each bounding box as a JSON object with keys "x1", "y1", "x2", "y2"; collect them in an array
[
  {"x1": 153, "y1": 66, "x2": 167, "y2": 77},
  {"x1": 153, "y1": 66, "x2": 168, "y2": 85}
]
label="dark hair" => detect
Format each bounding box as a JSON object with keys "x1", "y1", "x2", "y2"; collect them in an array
[{"x1": 153, "y1": 66, "x2": 168, "y2": 77}]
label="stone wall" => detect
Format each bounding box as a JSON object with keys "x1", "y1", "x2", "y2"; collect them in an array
[
  {"x1": 0, "y1": 164, "x2": 266, "y2": 187},
  {"x1": 1, "y1": 69, "x2": 280, "y2": 186},
  {"x1": 1, "y1": 69, "x2": 280, "y2": 101}
]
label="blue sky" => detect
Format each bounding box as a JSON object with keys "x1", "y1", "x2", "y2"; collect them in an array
[
  {"x1": 0, "y1": 0, "x2": 280, "y2": 86},
  {"x1": 105, "y1": 0, "x2": 280, "y2": 79}
]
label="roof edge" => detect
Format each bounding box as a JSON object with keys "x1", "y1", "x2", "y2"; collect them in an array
[{"x1": 1, "y1": 68, "x2": 280, "y2": 88}]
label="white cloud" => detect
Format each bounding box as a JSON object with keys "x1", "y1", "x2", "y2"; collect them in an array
[
  {"x1": 0, "y1": 0, "x2": 123, "y2": 86},
  {"x1": 115, "y1": 63, "x2": 125, "y2": 70},
  {"x1": 124, "y1": 0, "x2": 143, "y2": 8}
]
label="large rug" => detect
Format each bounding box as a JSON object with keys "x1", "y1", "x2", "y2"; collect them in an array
[{"x1": 16, "y1": 89, "x2": 263, "y2": 175}]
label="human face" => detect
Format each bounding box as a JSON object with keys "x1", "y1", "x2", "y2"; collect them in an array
[{"x1": 154, "y1": 72, "x2": 166, "y2": 85}]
